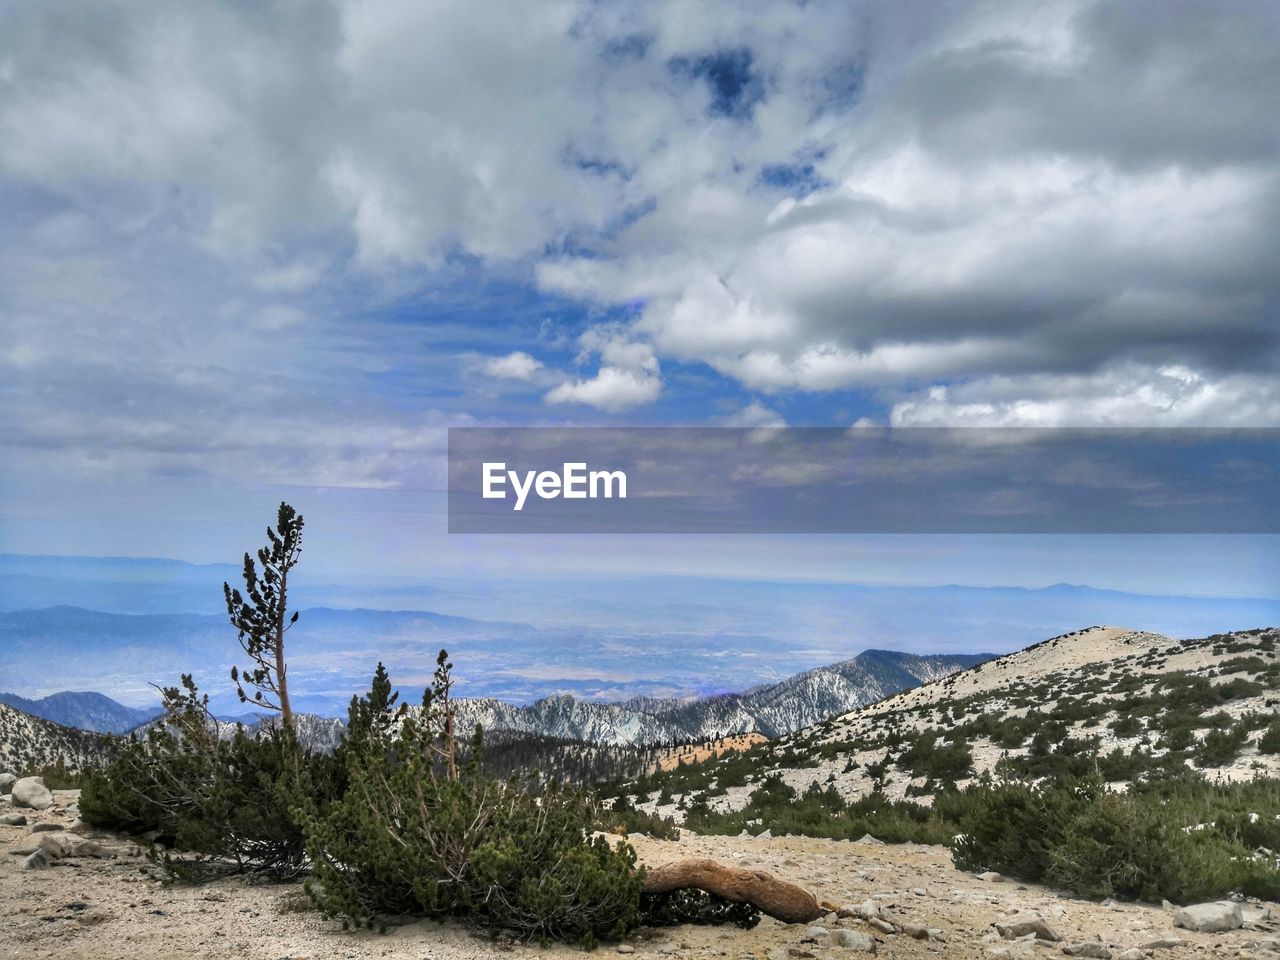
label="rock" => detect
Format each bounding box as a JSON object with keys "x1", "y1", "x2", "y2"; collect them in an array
[
  {"x1": 866, "y1": 917, "x2": 896, "y2": 934},
  {"x1": 803, "y1": 926, "x2": 829, "y2": 942},
  {"x1": 995, "y1": 916, "x2": 1063, "y2": 943},
  {"x1": 901, "y1": 923, "x2": 931, "y2": 940},
  {"x1": 10, "y1": 777, "x2": 53, "y2": 811},
  {"x1": 63, "y1": 836, "x2": 109, "y2": 858},
  {"x1": 0, "y1": 813, "x2": 27, "y2": 826},
  {"x1": 830, "y1": 930, "x2": 876, "y2": 952},
  {"x1": 9, "y1": 832, "x2": 72, "y2": 858},
  {"x1": 755, "y1": 829, "x2": 773, "y2": 840},
  {"x1": 1062, "y1": 944, "x2": 1111, "y2": 959},
  {"x1": 0, "y1": 773, "x2": 16, "y2": 794},
  {"x1": 855, "y1": 834, "x2": 885, "y2": 845},
  {"x1": 1173, "y1": 901, "x2": 1243, "y2": 933},
  {"x1": 615, "y1": 946, "x2": 634, "y2": 955},
  {"x1": 1115, "y1": 950, "x2": 1145, "y2": 960},
  {"x1": 31, "y1": 822, "x2": 63, "y2": 833},
  {"x1": 21, "y1": 849, "x2": 50, "y2": 870},
  {"x1": 977, "y1": 872, "x2": 1004, "y2": 883},
  {"x1": 1140, "y1": 939, "x2": 1183, "y2": 950}
]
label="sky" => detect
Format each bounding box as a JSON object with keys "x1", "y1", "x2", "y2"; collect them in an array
[{"x1": 1, "y1": 0, "x2": 1278, "y2": 597}]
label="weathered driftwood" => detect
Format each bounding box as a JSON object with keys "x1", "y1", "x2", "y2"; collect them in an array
[{"x1": 641, "y1": 858, "x2": 823, "y2": 924}]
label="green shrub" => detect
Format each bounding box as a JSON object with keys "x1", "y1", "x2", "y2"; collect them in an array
[
  {"x1": 1259, "y1": 721, "x2": 1280, "y2": 755},
  {"x1": 1048, "y1": 794, "x2": 1280, "y2": 903},
  {"x1": 303, "y1": 707, "x2": 643, "y2": 944},
  {"x1": 951, "y1": 780, "x2": 1089, "y2": 882},
  {"x1": 81, "y1": 675, "x2": 344, "y2": 881}
]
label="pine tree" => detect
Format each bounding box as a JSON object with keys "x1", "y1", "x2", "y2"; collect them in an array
[{"x1": 225, "y1": 502, "x2": 304, "y2": 727}]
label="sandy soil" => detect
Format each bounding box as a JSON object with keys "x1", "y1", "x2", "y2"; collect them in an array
[
  {"x1": 654, "y1": 734, "x2": 770, "y2": 772},
  {"x1": 3, "y1": 792, "x2": 1277, "y2": 960}
]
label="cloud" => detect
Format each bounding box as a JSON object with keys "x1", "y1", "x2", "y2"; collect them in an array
[
  {"x1": 720, "y1": 401, "x2": 787, "y2": 428},
  {"x1": 890, "y1": 364, "x2": 1280, "y2": 428},
  {"x1": 2, "y1": 0, "x2": 1279, "y2": 519},
  {"x1": 483, "y1": 351, "x2": 544, "y2": 381}
]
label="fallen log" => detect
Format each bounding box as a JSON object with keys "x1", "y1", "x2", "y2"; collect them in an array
[{"x1": 642, "y1": 858, "x2": 823, "y2": 924}]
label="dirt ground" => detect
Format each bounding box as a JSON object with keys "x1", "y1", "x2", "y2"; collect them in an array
[{"x1": 2, "y1": 792, "x2": 1276, "y2": 960}]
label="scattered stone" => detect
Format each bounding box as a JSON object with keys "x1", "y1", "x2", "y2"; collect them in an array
[
  {"x1": 830, "y1": 930, "x2": 876, "y2": 952},
  {"x1": 901, "y1": 923, "x2": 932, "y2": 940},
  {"x1": 911, "y1": 887, "x2": 927, "y2": 897},
  {"x1": 0, "y1": 773, "x2": 15, "y2": 794},
  {"x1": 1173, "y1": 901, "x2": 1243, "y2": 933},
  {"x1": 1115, "y1": 950, "x2": 1145, "y2": 960},
  {"x1": 977, "y1": 872, "x2": 1005, "y2": 883},
  {"x1": 1062, "y1": 943, "x2": 1111, "y2": 959},
  {"x1": 9, "y1": 832, "x2": 71, "y2": 859},
  {"x1": 615, "y1": 946, "x2": 634, "y2": 955},
  {"x1": 10, "y1": 777, "x2": 53, "y2": 811},
  {"x1": 0, "y1": 813, "x2": 27, "y2": 826},
  {"x1": 995, "y1": 916, "x2": 1062, "y2": 942},
  {"x1": 866, "y1": 917, "x2": 896, "y2": 934},
  {"x1": 855, "y1": 834, "x2": 885, "y2": 846},
  {"x1": 63, "y1": 837, "x2": 109, "y2": 858},
  {"x1": 1141, "y1": 939, "x2": 1183, "y2": 950},
  {"x1": 21, "y1": 849, "x2": 50, "y2": 870},
  {"x1": 755, "y1": 829, "x2": 772, "y2": 840},
  {"x1": 802, "y1": 926, "x2": 829, "y2": 942},
  {"x1": 31, "y1": 822, "x2": 63, "y2": 833}
]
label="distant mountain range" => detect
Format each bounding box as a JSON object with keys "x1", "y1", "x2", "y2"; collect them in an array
[
  {"x1": 0, "y1": 691, "x2": 162, "y2": 734},
  {"x1": 2, "y1": 649, "x2": 989, "y2": 751},
  {"x1": 451, "y1": 649, "x2": 992, "y2": 744}
]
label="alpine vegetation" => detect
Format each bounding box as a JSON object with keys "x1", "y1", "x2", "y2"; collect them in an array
[{"x1": 76, "y1": 503, "x2": 765, "y2": 945}]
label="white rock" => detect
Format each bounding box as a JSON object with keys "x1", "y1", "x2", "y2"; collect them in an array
[
  {"x1": 1173, "y1": 901, "x2": 1243, "y2": 934},
  {"x1": 10, "y1": 777, "x2": 53, "y2": 811},
  {"x1": 0, "y1": 773, "x2": 16, "y2": 794},
  {"x1": 831, "y1": 929, "x2": 876, "y2": 952}
]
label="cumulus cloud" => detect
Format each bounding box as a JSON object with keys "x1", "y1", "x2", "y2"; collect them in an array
[
  {"x1": 483, "y1": 351, "x2": 544, "y2": 381},
  {"x1": 544, "y1": 329, "x2": 662, "y2": 411}
]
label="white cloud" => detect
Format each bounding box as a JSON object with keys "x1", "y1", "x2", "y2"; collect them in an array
[
  {"x1": 720, "y1": 401, "x2": 787, "y2": 428},
  {"x1": 545, "y1": 366, "x2": 661, "y2": 412},
  {"x1": 483, "y1": 351, "x2": 544, "y2": 381},
  {"x1": 890, "y1": 364, "x2": 1280, "y2": 428},
  {"x1": 543, "y1": 328, "x2": 662, "y2": 411}
]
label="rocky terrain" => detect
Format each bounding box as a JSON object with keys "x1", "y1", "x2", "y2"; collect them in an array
[
  {"x1": 0, "y1": 705, "x2": 117, "y2": 775},
  {"x1": 631, "y1": 626, "x2": 1280, "y2": 818},
  {"x1": 2, "y1": 781, "x2": 1276, "y2": 959}
]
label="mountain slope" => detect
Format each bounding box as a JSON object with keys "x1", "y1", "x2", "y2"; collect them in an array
[
  {"x1": 622, "y1": 626, "x2": 1280, "y2": 821},
  {"x1": 0, "y1": 704, "x2": 118, "y2": 774},
  {"x1": 0, "y1": 691, "x2": 161, "y2": 734}
]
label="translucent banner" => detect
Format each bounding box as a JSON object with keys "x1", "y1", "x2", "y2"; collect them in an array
[{"x1": 447, "y1": 427, "x2": 1280, "y2": 533}]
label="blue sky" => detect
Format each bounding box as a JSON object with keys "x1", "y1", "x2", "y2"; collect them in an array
[{"x1": 1, "y1": 1, "x2": 1278, "y2": 602}]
